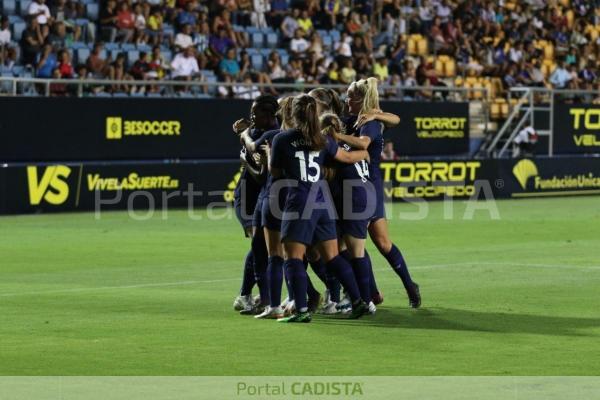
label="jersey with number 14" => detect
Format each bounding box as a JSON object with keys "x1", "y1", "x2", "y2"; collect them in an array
[{"x1": 270, "y1": 129, "x2": 338, "y2": 207}]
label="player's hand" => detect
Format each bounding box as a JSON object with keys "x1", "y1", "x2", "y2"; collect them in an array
[
  {"x1": 354, "y1": 111, "x2": 378, "y2": 128},
  {"x1": 252, "y1": 152, "x2": 262, "y2": 165},
  {"x1": 233, "y1": 118, "x2": 251, "y2": 134}
]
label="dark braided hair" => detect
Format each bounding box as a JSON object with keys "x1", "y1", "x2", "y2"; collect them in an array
[{"x1": 253, "y1": 94, "x2": 279, "y2": 118}]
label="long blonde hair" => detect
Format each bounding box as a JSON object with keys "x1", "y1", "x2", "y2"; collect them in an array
[
  {"x1": 319, "y1": 112, "x2": 344, "y2": 139},
  {"x1": 277, "y1": 96, "x2": 295, "y2": 129},
  {"x1": 347, "y1": 77, "x2": 380, "y2": 117}
]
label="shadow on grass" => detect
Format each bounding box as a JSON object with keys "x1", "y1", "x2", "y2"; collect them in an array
[{"x1": 312, "y1": 307, "x2": 600, "y2": 337}]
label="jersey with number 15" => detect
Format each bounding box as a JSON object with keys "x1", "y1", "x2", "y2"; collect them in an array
[{"x1": 270, "y1": 128, "x2": 339, "y2": 208}]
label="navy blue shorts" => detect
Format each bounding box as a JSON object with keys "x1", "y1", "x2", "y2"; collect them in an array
[
  {"x1": 281, "y1": 207, "x2": 337, "y2": 246},
  {"x1": 234, "y1": 190, "x2": 260, "y2": 236},
  {"x1": 261, "y1": 191, "x2": 284, "y2": 232},
  {"x1": 370, "y1": 178, "x2": 386, "y2": 222}
]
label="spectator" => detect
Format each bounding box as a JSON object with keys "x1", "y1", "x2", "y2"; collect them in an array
[
  {"x1": 36, "y1": 44, "x2": 58, "y2": 78},
  {"x1": 175, "y1": 24, "x2": 193, "y2": 50},
  {"x1": 100, "y1": 0, "x2": 118, "y2": 43},
  {"x1": 252, "y1": 0, "x2": 270, "y2": 29},
  {"x1": 339, "y1": 58, "x2": 356, "y2": 84},
  {"x1": 549, "y1": 59, "x2": 571, "y2": 88},
  {"x1": 130, "y1": 51, "x2": 150, "y2": 80},
  {"x1": 171, "y1": 46, "x2": 200, "y2": 80},
  {"x1": 289, "y1": 28, "x2": 309, "y2": 58},
  {"x1": 296, "y1": 10, "x2": 313, "y2": 34},
  {"x1": 21, "y1": 18, "x2": 46, "y2": 66},
  {"x1": 148, "y1": 46, "x2": 169, "y2": 80},
  {"x1": 49, "y1": 68, "x2": 67, "y2": 96},
  {"x1": 57, "y1": 49, "x2": 74, "y2": 78},
  {"x1": 47, "y1": 22, "x2": 68, "y2": 49},
  {"x1": 209, "y1": 27, "x2": 235, "y2": 59},
  {"x1": 176, "y1": 1, "x2": 197, "y2": 30},
  {"x1": 146, "y1": 8, "x2": 164, "y2": 46},
  {"x1": 281, "y1": 9, "x2": 300, "y2": 41},
  {"x1": 0, "y1": 16, "x2": 11, "y2": 64},
  {"x1": 116, "y1": 2, "x2": 135, "y2": 43},
  {"x1": 373, "y1": 57, "x2": 389, "y2": 82},
  {"x1": 50, "y1": 0, "x2": 83, "y2": 43},
  {"x1": 28, "y1": 0, "x2": 52, "y2": 38},
  {"x1": 381, "y1": 140, "x2": 399, "y2": 161},
  {"x1": 219, "y1": 47, "x2": 240, "y2": 81},
  {"x1": 133, "y1": 3, "x2": 148, "y2": 44},
  {"x1": 87, "y1": 43, "x2": 110, "y2": 78},
  {"x1": 233, "y1": 74, "x2": 261, "y2": 99}
]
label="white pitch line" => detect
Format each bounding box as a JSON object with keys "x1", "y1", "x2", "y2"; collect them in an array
[{"x1": 0, "y1": 262, "x2": 598, "y2": 298}]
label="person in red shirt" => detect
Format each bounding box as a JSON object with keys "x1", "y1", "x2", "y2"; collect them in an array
[
  {"x1": 116, "y1": 2, "x2": 135, "y2": 43},
  {"x1": 57, "y1": 49, "x2": 73, "y2": 78}
]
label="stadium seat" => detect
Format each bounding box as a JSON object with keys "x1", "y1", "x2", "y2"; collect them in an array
[
  {"x1": 18, "y1": 0, "x2": 31, "y2": 16},
  {"x1": 162, "y1": 50, "x2": 172, "y2": 63},
  {"x1": 95, "y1": 92, "x2": 111, "y2": 97},
  {"x1": 136, "y1": 44, "x2": 152, "y2": 53},
  {"x1": 322, "y1": 35, "x2": 332, "y2": 50},
  {"x1": 250, "y1": 53, "x2": 263, "y2": 71},
  {"x1": 266, "y1": 33, "x2": 278, "y2": 49},
  {"x1": 251, "y1": 32, "x2": 264, "y2": 48},
  {"x1": 71, "y1": 41, "x2": 87, "y2": 50},
  {"x1": 76, "y1": 48, "x2": 90, "y2": 64},
  {"x1": 104, "y1": 42, "x2": 119, "y2": 51},
  {"x1": 147, "y1": 93, "x2": 162, "y2": 98},
  {"x1": 259, "y1": 48, "x2": 271, "y2": 59},
  {"x1": 86, "y1": 3, "x2": 99, "y2": 20},
  {"x1": 8, "y1": 15, "x2": 23, "y2": 24},
  {"x1": 126, "y1": 50, "x2": 139, "y2": 66},
  {"x1": 329, "y1": 30, "x2": 340, "y2": 43},
  {"x1": 120, "y1": 43, "x2": 136, "y2": 51},
  {"x1": 245, "y1": 26, "x2": 260, "y2": 34},
  {"x1": 205, "y1": 75, "x2": 217, "y2": 95},
  {"x1": 11, "y1": 21, "x2": 26, "y2": 41},
  {"x1": 130, "y1": 92, "x2": 145, "y2": 97},
  {"x1": 113, "y1": 92, "x2": 128, "y2": 97},
  {"x1": 2, "y1": 0, "x2": 16, "y2": 15}
]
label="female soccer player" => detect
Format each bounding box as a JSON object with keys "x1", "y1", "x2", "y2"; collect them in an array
[
  {"x1": 335, "y1": 78, "x2": 422, "y2": 308},
  {"x1": 268, "y1": 94, "x2": 371, "y2": 323},
  {"x1": 232, "y1": 95, "x2": 280, "y2": 313}
]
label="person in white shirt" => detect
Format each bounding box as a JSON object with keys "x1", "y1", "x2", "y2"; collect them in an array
[
  {"x1": 28, "y1": 0, "x2": 52, "y2": 34},
  {"x1": 174, "y1": 24, "x2": 193, "y2": 51},
  {"x1": 171, "y1": 47, "x2": 200, "y2": 79},
  {"x1": 335, "y1": 32, "x2": 352, "y2": 58},
  {"x1": 252, "y1": 0, "x2": 270, "y2": 29},
  {"x1": 436, "y1": 0, "x2": 452, "y2": 23},
  {"x1": 0, "y1": 16, "x2": 11, "y2": 45},
  {"x1": 289, "y1": 28, "x2": 309, "y2": 57},
  {"x1": 513, "y1": 126, "x2": 538, "y2": 158}
]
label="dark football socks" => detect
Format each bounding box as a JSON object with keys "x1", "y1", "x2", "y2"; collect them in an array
[
  {"x1": 384, "y1": 244, "x2": 414, "y2": 290},
  {"x1": 326, "y1": 255, "x2": 361, "y2": 303},
  {"x1": 240, "y1": 250, "x2": 255, "y2": 296},
  {"x1": 267, "y1": 256, "x2": 284, "y2": 308},
  {"x1": 351, "y1": 257, "x2": 371, "y2": 303},
  {"x1": 285, "y1": 258, "x2": 308, "y2": 312}
]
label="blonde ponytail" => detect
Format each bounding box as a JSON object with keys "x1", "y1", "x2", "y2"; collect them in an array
[{"x1": 348, "y1": 77, "x2": 380, "y2": 117}]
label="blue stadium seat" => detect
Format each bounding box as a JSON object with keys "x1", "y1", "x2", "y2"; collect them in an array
[
  {"x1": 104, "y1": 42, "x2": 119, "y2": 51},
  {"x1": 178, "y1": 92, "x2": 194, "y2": 98},
  {"x1": 130, "y1": 92, "x2": 145, "y2": 97},
  {"x1": 76, "y1": 48, "x2": 90, "y2": 64},
  {"x1": 86, "y1": 3, "x2": 99, "y2": 20},
  {"x1": 11, "y1": 21, "x2": 26, "y2": 41},
  {"x1": 126, "y1": 49, "x2": 139, "y2": 66},
  {"x1": 322, "y1": 35, "x2": 332, "y2": 50},
  {"x1": 162, "y1": 49, "x2": 172, "y2": 63},
  {"x1": 250, "y1": 54, "x2": 263, "y2": 71},
  {"x1": 95, "y1": 92, "x2": 112, "y2": 97},
  {"x1": 205, "y1": 75, "x2": 217, "y2": 95},
  {"x1": 2, "y1": 0, "x2": 16, "y2": 15},
  {"x1": 266, "y1": 33, "x2": 278, "y2": 49},
  {"x1": 245, "y1": 26, "x2": 260, "y2": 34},
  {"x1": 70, "y1": 41, "x2": 87, "y2": 50},
  {"x1": 112, "y1": 92, "x2": 128, "y2": 97},
  {"x1": 98, "y1": 49, "x2": 107, "y2": 59},
  {"x1": 18, "y1": 0, "x2": 31, "y2": 16},
  {"x1": 245, "y1": 47, "x2": 259, "y2": 56},
  {"x1": 75, "y1": 18, "x2": 89, "y2": 26},
  {"x1": 136, "y1": 43, "x2": 152, "y2": 53},
  {"x1": 108, "y1": 49, "x2": 120, "y2": 60},
  {"x1": 259, "y1": 48, "x2": 271, "y2": 59},
  {"x1": 316, "y1": 29, "x2": 328, "y2": 38},
  {"x1": 147, "y1": 92, "x2": 162, "y2": 98},
  {"x1": 120, "y1": 43, "x2": 135, "y2": 51},
  {"x1": 11, "y1": 65, "x2": 23, "y2": 76},
  {"x1": 8, "y1": 15, "x2": 23, "y2": 24},
  {"x1": 329, "y1": 30, "x2": 340, "y2": 43},
  {"x1": 196, "y1": 93, "x2": 211, "y2": 99},
  {"x1": 232, "y1": 24, "x2": 244, "y2": 32},
  {"x1": 251, "y1": 32, "x2": 264, "y2": 48}
]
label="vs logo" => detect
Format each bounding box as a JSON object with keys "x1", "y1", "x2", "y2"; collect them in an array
[{"x1": 27, "y1": 165, "x2": 72, "y2": 205}]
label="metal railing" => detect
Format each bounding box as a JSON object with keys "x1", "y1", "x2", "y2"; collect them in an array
[{"x1": 0, "y1": 76, "x2": 488, "y2": 99}]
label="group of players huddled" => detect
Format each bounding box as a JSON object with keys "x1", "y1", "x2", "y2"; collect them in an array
[{"x1": 231, "y1": 77, "x2": 421, "y2": 323}]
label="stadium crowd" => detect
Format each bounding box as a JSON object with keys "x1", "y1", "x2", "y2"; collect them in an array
[{"x1": 1, "y1": 0, "x2": 600, "y2": 101}]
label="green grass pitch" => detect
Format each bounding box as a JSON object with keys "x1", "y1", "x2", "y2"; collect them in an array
[{"x1": 1, "y1": 197, "x2": 599, "y2": 376}]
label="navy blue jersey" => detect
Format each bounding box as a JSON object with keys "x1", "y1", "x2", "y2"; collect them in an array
[
  {"x1": 233, "y1": 127, "x2": 275, "y2": 201},
  {"x1": 255, "y1": 128, "x2": 281, "y2": 192},
  {"x1": 358, "y1": 120, "x2": 384, "y2": 179},
  {"x1": 270, "y1": 129, "x2": 338, "y2": 207}
]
